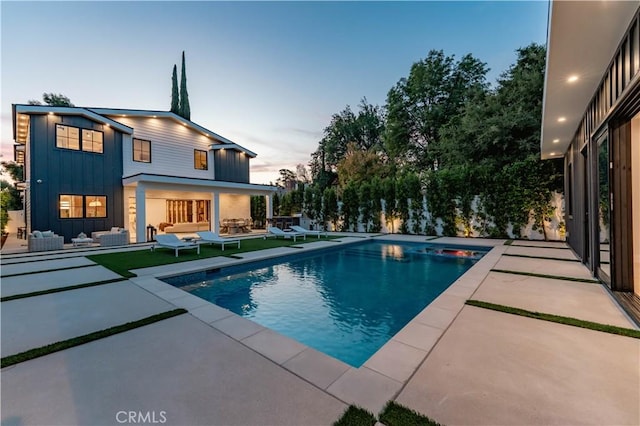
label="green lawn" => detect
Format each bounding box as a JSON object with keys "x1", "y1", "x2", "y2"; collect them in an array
[{"x1": 88, "y1": 235, "x2": 340, "y2": 277}]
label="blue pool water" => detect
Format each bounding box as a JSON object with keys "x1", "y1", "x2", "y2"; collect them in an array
[{"x1": 166, "y1": 241, "x2": 488, "y2": 367}]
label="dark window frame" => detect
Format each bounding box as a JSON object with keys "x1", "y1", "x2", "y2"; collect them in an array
[
  {"x1": 133, "y1": 138, "x2": 152, "y2": 163},
  {"x1": 194, "y1": 149, "x2": 208, "y2": 170},
  {"x1": 85, "y1": 195, "x2": 108, "y2": 218},
  {"x1": 81, "y1": 128, "x2": 104, "y2": 154},
  {"x1": 55, "y1": 124, "x2": 81, "y2": 151},
  {"x1": 59, "y1": 194, "x2": 84, "y2": 219}
]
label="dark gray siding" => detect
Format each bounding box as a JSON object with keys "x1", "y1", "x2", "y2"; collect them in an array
[
  {"x1": 29, "y1": 114, "x2": 124, "y2": 242},
  {"x1": 214, "y1": 150, "x2": 250, "y2": 183}
]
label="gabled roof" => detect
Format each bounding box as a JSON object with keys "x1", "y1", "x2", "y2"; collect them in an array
[
  {"x1": 12, "y1": 104, "x2": 134, "y2": 144},
  {"x1": 88, "y1": 107, "x2": 257, "y2": 158}
]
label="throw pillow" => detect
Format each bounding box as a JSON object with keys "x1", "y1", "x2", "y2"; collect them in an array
[
  {"x1": 110, "y1": 227, "x2": 120, "y2": 233},
  {"x1": 78, "y1": 232, "x2": 87, "y2": 239},
  {"x1": 41, "y1": 230, "x2": 54, "y2": 238},
  {"x1": 32, "y1": 230, "x2": 43, "y2": 238}
]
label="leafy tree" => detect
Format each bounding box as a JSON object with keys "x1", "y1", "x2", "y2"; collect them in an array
[
  {"x1": 0, "y1": 162, "x2": 23, "y2": 210},
  {"x1": 336, "y1": 142, "x2": 387, "y2": 188},
  {"x1": 276, "y1": 169, "x2": 297, "y2": 190},
  {"x1": 370, "y1": 176, "x2": 383, "y2": 232},
  {"x1": 322, "y1": 187, "x2": 339, "y2": 231},
  {"x1": 296, "y1": 164, "x2": 311, "y2": 184},
  {"x1": 382, "y1": 177, "x2": 397, "y2": 233},
  {"x1": 179, "y1": 51, "x2": 191, "y2": 120},
  {"x1": 1, "y1": 189, "x2": 10, "y2": 234},
  {"x1": 28, "y1": 93, "x2": 74, "y2": 107},
  {"x1": 340, "y1": 182, "x2": 360, "y2": 231},
  {"x1": 358, "y1": 182, "x2": 373, "y2": 232},
  {"x1": 384, "y1": 50, "x2": 488, "y2": 171},
  {"x1": 303, "y1": 186, "x2": 316, "y2": 221},
  {"x1": 171, "y1": 64, "x2": 180, "y2": 115},
  {"x1": 250, "y1": 195, "x2": 266, "y2": 227}
]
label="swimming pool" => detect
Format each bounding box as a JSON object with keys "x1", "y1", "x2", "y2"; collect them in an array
[{"x1": 165, "y1": 240, "x2": 489, "y2": 367}]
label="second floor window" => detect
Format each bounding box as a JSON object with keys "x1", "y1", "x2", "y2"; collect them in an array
[
  {"x1": 82, "y1": 129, "x2": 104, "y2": 153},
  {"x1": 133, "y1": 138, "x2": 151, "y2": 163},
  {"x1": 194, "y1": 149, "x2": 208, "y2": 170},
  {"x1": 56, "y1": 125, "x2": 80, "y2": 150}
]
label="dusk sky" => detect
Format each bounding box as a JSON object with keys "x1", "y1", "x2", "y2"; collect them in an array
[{"x1": 1, "y1": 1, "x2": 548, "y2": 184}]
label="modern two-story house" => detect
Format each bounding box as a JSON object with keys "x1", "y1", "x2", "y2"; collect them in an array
[
  {"x1": 541, "y1": 1, "x2": 640, "y2": 310},
  {"x1": 11, "y1": 104, "x2": 277, "y2": 243}
]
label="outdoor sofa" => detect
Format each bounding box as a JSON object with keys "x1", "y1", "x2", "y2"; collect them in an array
[{"x1": 28, "y1": 230, "x2": 64, "y2": 252}]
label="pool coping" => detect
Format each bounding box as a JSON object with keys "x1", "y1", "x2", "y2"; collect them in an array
[{"x1": 129, "y1": 235, "x2": 507, "y2": 412}]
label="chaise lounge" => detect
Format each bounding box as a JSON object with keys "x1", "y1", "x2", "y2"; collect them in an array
[
  {"x1": 290, "y1": 225, "x2": 328, "y2": 239},
  {"x1": 152, "y1": 234, "x2": 200, "y2": 257},
  {"x1": 196, "y1": 231, "x2": 241, "y2": 251},
  {"x1": 264, "y1": 226, "x2": 305, "y2": 242}
]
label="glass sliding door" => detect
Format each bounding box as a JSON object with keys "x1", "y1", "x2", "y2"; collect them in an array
[{"x1": 597, "y1": 134, "x2": 611, "y2": 280}]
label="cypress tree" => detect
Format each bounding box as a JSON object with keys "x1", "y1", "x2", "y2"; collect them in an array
[
  {"x1": 179, "y1": 51, "x2": 191, "y2": 120},
  {"x1": 170, "y1": 64, "x2": 180, "y2": 115}
]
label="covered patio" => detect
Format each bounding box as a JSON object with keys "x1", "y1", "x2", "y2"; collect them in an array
[{"x1": 122, "y1": 174, "x2": 276, "y2": 243}]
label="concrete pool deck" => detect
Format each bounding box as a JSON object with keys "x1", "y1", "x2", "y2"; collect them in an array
[{"x1": 1, "y1": 235, "x2": 639, "y2": 425}]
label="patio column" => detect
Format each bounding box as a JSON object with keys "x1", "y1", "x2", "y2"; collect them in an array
[
  {"x1": 212, "y1": 192, "x2": 220, "y2": 234},
  {"x1": 135, "y1": 183, "x2": 146, "y2": 243},
  {"x1": 266, "y1": 194, "x2": 273, "y2": 226}
]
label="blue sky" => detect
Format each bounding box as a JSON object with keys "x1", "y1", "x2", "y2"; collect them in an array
[{"x1": 1, "y1": 1, "x2": 548, "y2": 184}]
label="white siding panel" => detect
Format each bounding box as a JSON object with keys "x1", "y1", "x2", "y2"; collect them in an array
[{"x1": 116, "y1": 116, "x2": 214, "y2": 180}]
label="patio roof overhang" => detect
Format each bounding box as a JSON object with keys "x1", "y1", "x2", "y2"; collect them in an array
[
  {"x1": 540, "y1": 0, "x2": 639, "y2": 160},
  {"x1": 122, "y1": 173, "x2": 277, "y2": 196}
]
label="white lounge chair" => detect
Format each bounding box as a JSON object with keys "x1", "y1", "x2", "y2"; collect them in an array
[
  {"x1": 196, "y1": 231, "x2": 241, "y2": 251},
  {"x1": 152, "y1": 234, "x2": 200, "y2": 257},
  {"x1": 290, "y1": 225, "x2": 328, "y2": 239},
  {"x1": 264, "y1": 226, "x2": 305, "y2": 242}
]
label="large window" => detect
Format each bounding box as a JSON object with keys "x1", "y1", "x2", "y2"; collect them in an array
[
  {"x1": 194, "y1": 149, "x2": 208, "y2": 170},
  {"x1": 86, "y1": 196, "x2": 107, "y2": 218},
  {"x1": 82, "y1": 129, "x2": 104, "y2": 153},
  {"x1": 133, "y1": 138, "x2": 151, "y2": 163},
  {"x1": 56, "y1": 125, "x2": 80, "y2": 150},
  {"x1": 59, "y1": 195, "x2": 83, "y2": 218}
]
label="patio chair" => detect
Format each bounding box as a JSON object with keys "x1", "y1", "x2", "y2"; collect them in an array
[
  {"x1": 264, "y1": 226, "x2": 305, "y2": 242},
  {"x1": 152, "y1": 234, "x2": 200, "y2": 257},
  {"x1": 290, "y1": 225, "x2": 328, "y2": 239},
  {"x1": 196, "y1": 231, "x2": 241, "y2": 251}
]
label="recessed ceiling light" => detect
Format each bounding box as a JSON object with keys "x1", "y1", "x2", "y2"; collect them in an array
[
  {"x1": 550, "y1": 152, "x2": 556, "y2": 156},
  {"x1": 567, "y1": 75, "x2": 579, "y2": 83},
  {"x1": 553, "y1": 139, "x2": 560, "y2": 143},
  {"x1": 48, "y1": 112, "x2": 54, "y2": 115},
  {"x1": 152, "y1": 115, "x2": 157, "y2": 118},
  {"x1": 558, "y1": 117, "x2": 566, "y2": 122}
]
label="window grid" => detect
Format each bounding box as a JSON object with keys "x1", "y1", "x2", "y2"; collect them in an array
[
  {"x1": 133, "y1": 138, "x2": 151, "y2": 163},
  {"x1": 194, "y1": 149, "x2": 208, "y2": 170}
]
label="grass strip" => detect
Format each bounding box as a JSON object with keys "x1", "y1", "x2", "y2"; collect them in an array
[
  {"x1": 379, "y1": 401, "x2": 443, "y2": 426},
  {"x1": 1, "y1": 278, "x2": 126, "y2": 302},
  {"x1": 465, "y1": 300, "x2": 640, "y2": 339},
  {"x1": 502, "y1": 253, "x2": 580, "y2": 262},
  {"x1": 88, "y1": 236, "x2": 341, "y2": 277},
  {"x1": 1, "y1": 308, "x2": 187, "y2": 368},
  {"x1": 491, "y1": 268, "x2": 598, "y2": 283},
  {"x1": 506, "y1": 244, "x2": 569, "y2": 250},
  {"x1": 333, "y1": 406, "x2": 376, "y2": 426},
  {"x1": 504, "y1": 239, "x2": 514, "y2": 245},
  {"x1": 1, "y1": 264, "x2": 104, "y2": 278}
]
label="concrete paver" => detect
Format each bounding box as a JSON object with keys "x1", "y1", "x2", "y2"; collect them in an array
[
  {"x1": 0, "y1": 265, "x2": 123, "y2": 297},
  {"x1": 241, "y1": 328, "x2": 308, "y2": 364},
  {"x1": 283, "y1": 347, "x2": 351, "y2": 390},
  {"x1": 511, "y1": 240, "x2": 569, "y2": 248},
  {"x1": 327, "y1": 367, "x2": 403, "y2": 414},
  {"x1": 396, "y1": 306, "x2": 640, "y2": 426},
  {"x1": 1, "y1": 281, "x2": 174, "y2": 357},
  {"x1": 1, "y1": 315, "x2": 347, "y2": 426},
  {"x1": 506, "y1": 244, "x2": 579, "y2": 260},
  {"x1": 493, "y1": 255, "x2": 596, "y2": 281},
  {"x1": 1, "y1": 257, "x2": 96, "y2": 276},
  {"x1": 473, "y1": 271, "x2": 636, "y2": 328}
]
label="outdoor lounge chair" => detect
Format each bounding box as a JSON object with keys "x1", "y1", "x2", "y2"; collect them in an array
[
  {"x1": 264, "y1": 226, "x2": 305, "y2": 242},
  {"x1": 152, "y1": 234, "x2": 200, "y2": 257},
  {"x1": 290, "y1": 225, "x2": 328, "y2": 239},
  {"x1": 196, "y1": 231, "x2": 241, "y2": 251}
]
